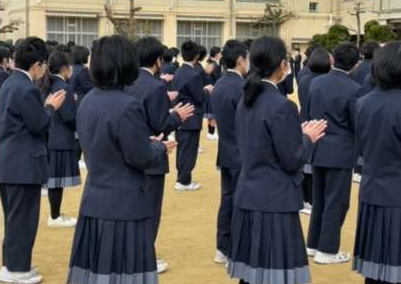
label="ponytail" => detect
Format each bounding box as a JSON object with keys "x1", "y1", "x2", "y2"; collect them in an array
[
  {"x1": 40, "y1": 68, "x2": 52, "y2": 96},
  {"x1": 243, "y1": 72, "x2": 264, "y2": 108}
]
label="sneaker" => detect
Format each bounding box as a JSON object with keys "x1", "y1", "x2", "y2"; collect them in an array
[
  {"x1": 174, "y1": 182, "x2": 201, "y2": 191},
  {"x1": 157, "y1": 259, "x2": 168, "y2": 274},
  {"x1": 353, "y1": 173, "x2": 362, "y2": 183},
  {"x1": 0, "y1": 267, "x2": 43, "y2": 284},
  {"x1": 206, "y1": 133, "x2": 214, "y2": 140},
  {"x1": 214, "y1": 250, "x2": 228, "y2": 264},
  {"x1": 306, "y1": 248, "x2": 317, "y2": 257},
  {"x1": 79, "y1": 160, "x2": 87, "y2": 170},
  {"x1": 314, "y1": 251, "x2": 350, "y2": 264},
  {"x1": 47, "y1": 214, "x2": 77, "y2": 228},
  {"x1": 40, "y1": 188, "x2": 48, "y2": 196},
  {"x1": 198, "y1": 146, "x2": 204, "y2": 153},
  {"x1": 300, "y1": 202, "x2": 312, "y2": 215},
  {"x1": 211, "y1": 133, "x2": 219, "y2": 140}
]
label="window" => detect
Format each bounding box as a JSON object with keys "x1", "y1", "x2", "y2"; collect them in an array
[
  {"x1": 309, "y1": 2, "x2": 318, "y2": 12},
  {"x1": 135, "y1": 20, "x2": 163, "y2": 41},
  {"x1": 236, "y1": 22, "x2": 273, "y2": 41},
  {"x1": 47, "y1": 17, "x2": 98, "y2": 48},
  {"x1": 177, "y1": 21, "x2": 222, "y2": 50}
]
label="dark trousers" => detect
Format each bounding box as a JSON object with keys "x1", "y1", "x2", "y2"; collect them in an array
[
  {"x1": 75, "y1": 138, "x2": 82, "y2": 161},
  {"x1": 1, "y1": 184, "x2": 41, "y2": 272},
  {"x1": 217, "y1": 168, "x2": 240, "y2": 255},
  {"x1": 175, "y1": 129, "x2": 201, "y2": 185},
  {"x1": 0, "y1": 184, "x2": 7, "y2": 264},
  {"x1": 365, "y1": 278, "x2": 393, "y2": 284},
  {"x1": 307, "y1": 167, "x2": 352, "y2": 254},
  {"x1": 302, "y1": 173, "x2": 313, "y2": 205},
  {"x1": 147, "y1": 175, "x2": 165, "y2": 243}
]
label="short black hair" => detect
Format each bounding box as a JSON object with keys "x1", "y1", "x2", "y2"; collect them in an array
[
  {"x1": 222, "y1": 40, "x2": 248, "y2": 69},
  {"x1": 163, "y1": 48, "x2": 176, "y2": 63},
  {"x1": 90, "y1": 35, "x2": 138, "y2": 90},
  {"x1": 210, "y1": 46, "x2": 221, "y2": 58},
  {"x1": 15, "y1": 37, "x2": 48, "y2": 71},
  {"x1": 170, "y1": 47, "x2": 179, "y2": 57},
  {"x1": 308, "y1": 48, "x2": 331, "y2": 74},
  {"x1": 372, "y1": 41, "x2": 401, "y2": 90},
  {"x1": 134, "y1": 36, "x2": 164, "y2": 68},
  {"x1": 71, "y1": 45, "x2": 90, "y2": 65},
  {"x1": 56, "y1": 44, "x2": 71, "y2": 54},
  {"x1": 48, "y1": 51, "x2": 70, "y2": 74},
  {"x1": 242, "y1": 39, "x2": 253, "y2": 50},
  {"x1": 67, "y1": 41, "x2": 76, "y2": 49},
  {"x1": 360, "y1": 40, "x2": 381, "y2": 59},
  {"x1": 305, "y1": 44, "x2": 322, "y2": 58},
  {"x1": 198, "y1": 45, "x2": 207, "y2": 61},
  {"x1": 181, "y1": 40, "x2": 199, "y2": 62},
  {"x1": 333, "y1": 42, "x2": 360, "y2": 71},
  {"x1": 0, "y1": 47, "x2": 11, "y2": 63}
]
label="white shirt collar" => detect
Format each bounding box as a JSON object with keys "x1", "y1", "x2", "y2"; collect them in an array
[
  {"x1": 54, "y1": 74, "x2": 66, "y2": 81},
  {"x1": 227, "y1": 69, "x2": 243, "y2": 78},
  {"x1": 332, "y1": 67, "x2": 349, "y2": 75},
  {"x1": 141, "y1": 67, "x2": 154, "y2": 75},
  {"x1": 261, "y1": 79, "x2": 278, "y2": 89},
  {"x1": 15, "y1": 68, "x2": 33, "y2": 82},
  {"x1": 182, "y1": 62, "x2": 194, "y2": 68}
]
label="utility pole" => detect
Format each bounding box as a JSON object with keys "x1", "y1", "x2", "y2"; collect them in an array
[{"x1": 350, "y1": 0, "x2": 365, "y2": 47}]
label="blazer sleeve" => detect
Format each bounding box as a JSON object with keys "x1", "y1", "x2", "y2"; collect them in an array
[
  {"x1": 18, "y1": 87, "x2": 54, "y2": 136},
  {"x1": 77, "y1": 68, "x2": 93, "y2": 95},
  {"x1": 56, "y1": 85, "x2": 76, "y2": 130},
  {"x1": 270, "y1": 100, "x2": 313, "y2": 174},
  {"x1": 187, "y1": 73, "x2": 208, "y2": 105},
  {"x1": 0, "y1": 72, "x2": 8, "y2": 88},
  {"x1": 347, "y1": 87, "x2": 361, "y2": 133},
  {"x1": 145, "y1": 84, "x2": 181, "y2": 135},
  {"x1": 118, "y1": 100, "x2": 166, "y2": 170}
]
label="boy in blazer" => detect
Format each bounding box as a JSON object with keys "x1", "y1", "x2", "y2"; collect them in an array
[{"x1": 0, "y1": 37, "x2": 65, "y2": 284}]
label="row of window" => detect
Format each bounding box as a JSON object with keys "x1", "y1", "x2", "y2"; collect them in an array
[{"x1": 47, "y1": 17, "x2": 273, "y2": 49}]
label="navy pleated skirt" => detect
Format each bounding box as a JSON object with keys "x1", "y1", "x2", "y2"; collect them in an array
[
  {"x1": 227, "y1": 207, "x2": 311, "y2": 284},
  {"x1": 67, "y1": 216, "x2": 158, "y2": 284},
  {"x1": 46, "y1": 150, "x2": 81, "y2": 189},
  {"x1": 203, "y1": 98, "x2": 214, "y2": 119},
  {"x1": 352, "y1": 203, "x2": 401, "y2": 283}
]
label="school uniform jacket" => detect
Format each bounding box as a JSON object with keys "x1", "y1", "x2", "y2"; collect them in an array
[
  {"x1": 160, "y1": 62, "x2": 177, "y2": 75},
  {"x1": 0, "y1": 70, "x2": 55, "y2": 184},
  {"x1": 0, "y1": 66, "x2": 9, "y2": 89},
  {"x1": 71, "y1": 64, "x2": 93, "y2": 107},
  {"x1": 46, "y1": 76, "x2": 77, "y2": 150},
  {"x1": 297, "y1": 65, "x2": 311, "y2": 82},
  {"x1": 210, "y1": 61, "x2": 222, "y2": 85},
  {"x1": 309, "y1": 69, "x2": 362, "y2": 169},
  {"x1": 359, "y1": 73, "x2": 375, "y2": 97},
  {"x1": 278, "y1": 72, "x2": 294, "y2": 97},
  {"x1": 125, "y1": 69, "x2": 182, "y2": 175},
  {"x1": 356, "y1": 88, "x2": 401, "y2": 207},
  {"x1": 172, "y1": 63, "x2": 208, "y2": 130},
  {"x1": 234, "y1": 82, "x2": 313, "y2": 213},
  {"x1": 298, "y1": 71, "x2": 321, "y2": 122},
  {"x1": 77, "y1": 87, "x2": 166, "y2": 220},
  {"x1": 351, "y1": 59, "x2": 372, "y2": 85},
  {"x1": 211, "y1": 71, "x2": 244, "y2": 169}
]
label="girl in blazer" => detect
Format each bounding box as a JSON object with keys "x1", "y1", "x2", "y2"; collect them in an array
[
  {"x1": 227, "y1": 36, "x2": 326, "y2": 284},
  {"x1": 67, "y1": 35, "x2": 176, "y2": 284},
  {"x1": 352, "y1": 41, "x2": 401, "y2": 284},
  {"x1": 41, "y1": 51, "x2": 81, "y2": 228}
]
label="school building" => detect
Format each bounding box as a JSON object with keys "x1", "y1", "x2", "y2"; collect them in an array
[{"x1": 0, "y1": 0, "x2": 400, "y2": 50}]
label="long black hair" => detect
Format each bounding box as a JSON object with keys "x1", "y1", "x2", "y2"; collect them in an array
[
  {"x1": 243, "y1": 37, "x2": 287, "y2": 108},
  {"x1": 41, "y1": 51, "x2": 70, "y2": 95}
]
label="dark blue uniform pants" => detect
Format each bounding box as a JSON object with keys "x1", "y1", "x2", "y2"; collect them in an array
[
  {"x1": 146, "y1": 175, "x2": 165, "y2": 243},
  {"x1": 175, "y1": 129, "x2": 201, "y2": 185}
]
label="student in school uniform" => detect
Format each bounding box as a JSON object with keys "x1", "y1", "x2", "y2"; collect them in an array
[
  {"x1": 278, "y1": 53, "x2": 294, "y2": 97},
  {"x1": 172, "y1": 41, "x2": 213, "y2": 191},
  {"x1": 352, "y1": 41, "x2": 401, "y2": 284},
  {"x1": 351, "y1": 41, "x2": 380, "y2": 85},
  {"x1": 227, "y1": 36, "x2": 327, "y2": 284},
  {"x1": 0, "y1": 37, "x2": 66, "y2": 284},
  {"x1": 307, "y1": 42, "x2": 362, "y2": 264},
  {"x1": 210, "y1": 40, "x2": 249, "y2": 264},
  {"x1": 294, "y1": 48, "x2": 302, "y2": 83},
  {"x1": 0, "y1": 47, "x2": 11, "y2": 89},
  {"x1": 67, "y1": 35, "x2": 176, "y2": 284},
  {"x1": 41, "y1": 51, "x2": 81, "y2": 228},
  {"x1": 160, "y1": 48, "x2": 178, "y2": 77},
  {"x1": 297, "y1": 44, "x2": 322, "y2": 83},
  {"x1": 125, "y1": 36, "x2": 194, "y2": 274},
  {"x1": 297, "y1": 48, "x2": 332, "y2": 215}
]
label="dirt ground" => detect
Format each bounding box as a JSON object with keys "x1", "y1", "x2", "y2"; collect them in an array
[{"x1": 0, "y1": 94, "x2": 363, "y2": 284}]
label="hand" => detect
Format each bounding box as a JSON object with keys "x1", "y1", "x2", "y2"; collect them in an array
[
  {"x1": 74, "y1": 94, "x2": 79, "y2": 101},
  {"x1": 173, "y1": 102, "x2": 195, "y2": 122},
  {"x1": 150, "y1": 133, "x2": 164, "y2": 142},
  {"x1": 167, "y1": 91, "x2": 179, "y2": 102},
  {"x1": 204, "y1": 84, "x2": 214, "y2": 94},
  {"x1": 302, "y1": 119, "x2": 327, "y2": 143},
  {"x1": 162, "y1": 140, "x2": 178, "y2": 154},
  {"x1": 204, "y1": 63, "x2": 214, "y2": 75},
  {"x1": 45, "y1": 89, "x2": 66, "y2": 110},
  {"x1": 160, "y1": 73, "x2": 174, "y2": 83}
]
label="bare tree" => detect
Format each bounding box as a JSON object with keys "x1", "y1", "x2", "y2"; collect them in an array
[
  {"x1": 104, "y1": 0, "x2": 142, "y2": 39},
  {"x1": 349, "y1": 0, "x2": 365, "y2": 47},
  {"x1": 256, "y1": 2, "x2": 296, "y2": 36},
  {"x1": 0, "y1": 0, "x2": 23, "y2": 35}
]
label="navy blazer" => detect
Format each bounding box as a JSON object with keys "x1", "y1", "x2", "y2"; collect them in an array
[
  {"x1": 45, "y1": 76, "x2": 77, "y2": 150},
  {"x1": 359, "y1": 73, "x2": 376, "y2": 97},
  {"x1": 0, "y1": 70, "x2": 55, "y2": 184},
  {"x1": 309, "y1": 69, "x2": 362, "y2": 169},
  {"x1": 356, "y1": 88, "x2": 401, "y2": 207},
  {"x1": 297, "y1": 65, "x2": 311, "y2": 82},
  {"x1": 172, "y1": 63, "x2": 208, "y2": 130},
  {"x1": 77, "y1": 87, "x2": 166, "y2": 220},
  {"x1": 160, "y1": 62, "x2": 177, "y2": 75},
  {"x1": 0, "y1": 67, "x2": 9, "y2": 89},
  {"x1": 125, "y1": 69, "x2": 181, "y2": 175},
  {"x1": 211, "y1": 71, "x2": 244, "y2": 169},
  {"x1": 278, "y1": 72, "x2": 294, "y2": 97},
  {"x1": 298, "y1": 71, "x2": 321, "y2": 122},
  {"x1": 351, "y1": 59, "x2": 372, "y2": 85},
  {"x1": 71, "y1": 64, "x2": 93, "y2": 107},
  {"x1": 234, "y1": 82, "x2": 313, "y2": 213},
  {"x1": 210, "y1": 61, "x2": 222, "y2": 85}
]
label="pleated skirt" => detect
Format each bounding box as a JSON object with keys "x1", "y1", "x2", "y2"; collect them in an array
[
  {"x1": 227, "y1": 207, "x2": 311, "y2": 284},
  {"x1": 46, "y1": 150, "x2": 81, "y2": 189},
  {"x1": 203, "y1": 98, "x2": 214, "y2": 119},
  {"x1": 352, "y1": 203, "x2": 401, "y2": 283},
  {"x1": 67, "y1": 216, "x2": 158, "y2": 284}
]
